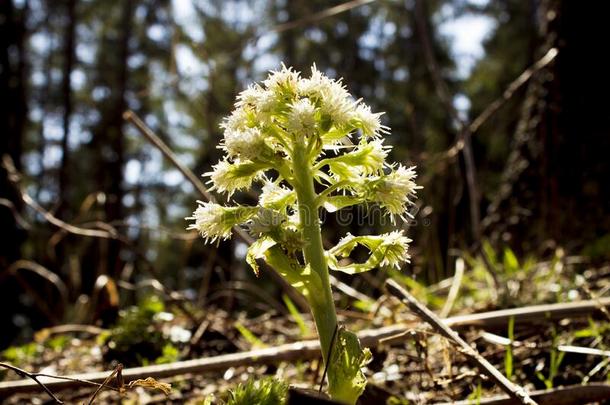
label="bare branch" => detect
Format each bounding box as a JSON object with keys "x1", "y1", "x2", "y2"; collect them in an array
[
  {"x1": 0, "y1": 362, "x2": 64, "y2": 403},
  {"x1": 1, "y1": 154, "x2": 201, "y2": 324},
  {"x1": 272, "y1": 0, "x2": 375, "y2": 34},
  {"x1": 87, "y1": 364, "x2": 122, "y2": 404},
  {"x1": 469, "y1": 48, "x2": 558, "y2": 134},
  {"x1": 122, "y1": 111, "x2": 216, "y2": 204},
  {"x1": 0, "y1": 198, "x2": 30, "y2": 230}
]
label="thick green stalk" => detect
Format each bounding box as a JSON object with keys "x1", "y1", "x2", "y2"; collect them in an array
[{"x1": 291, "y1": 139, "x2": 337, "y2": 365}]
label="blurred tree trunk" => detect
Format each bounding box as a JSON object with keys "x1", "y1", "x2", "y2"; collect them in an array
[
  {"x1": 483, "y1": 0, "x2": 610, "y2": 254},
  {"x1": 58, "y1": 0, "x2": 77, "y2": 217},
  {"x1": 0, "y1": 0, "x2": 28, "y2": 347},
  {"x1": 89, "y1": 0, "x2": 133, "y2": 280},
  {"x1": 543, "y1": 0, "x2": 610, "y2": 248}
]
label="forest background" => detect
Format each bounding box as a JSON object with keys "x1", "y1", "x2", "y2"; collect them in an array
[{"x1": 1, "y1": 0, "x2": 609, "y2": 350}]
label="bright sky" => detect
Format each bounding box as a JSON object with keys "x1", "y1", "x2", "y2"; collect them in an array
[
  {"x1": 170, "y1": 0, "x2": 495, "y2": 95},
  {"x1": 440, "y1": 12, "x2": 495, "y2": 78}
]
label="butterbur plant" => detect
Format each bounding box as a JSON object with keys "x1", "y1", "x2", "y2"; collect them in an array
[{"x1": 188, "y1": 65, "x2": 419, "y2": 404}]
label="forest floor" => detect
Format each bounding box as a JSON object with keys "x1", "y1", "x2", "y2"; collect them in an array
[{"x1": 1, "y1": 252, "x2": 610, "y2": 404}]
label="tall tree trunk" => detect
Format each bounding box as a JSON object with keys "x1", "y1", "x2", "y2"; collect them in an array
[
  {"x1": 90, "y1": 0, "x2": 133, "y2": 281},
  {"x1": 0, "y1": 0, "x2": 28, "y2": 348},
  {"x1": 546, "y1": 0, "x2": 610, "y2": 246},
  {"x1": 105, "y1": 0, "x2": 132, "y2": 277},
  {"x1": 485, "y1": 0, "x2": 610, "y2": 252},
  {"x1": 58, "y1": 0, "x2": 77, "y2": 217}
]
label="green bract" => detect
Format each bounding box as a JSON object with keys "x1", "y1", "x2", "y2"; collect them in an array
[{"x1": 188, "y1": 65, "x2": 420, "y2": 404}]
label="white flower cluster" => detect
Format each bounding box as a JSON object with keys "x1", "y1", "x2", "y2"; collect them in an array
[
  {"x1": 364, "y1": 164, "x2": 419, "y2": 220},
  {"x1": 259, "y1": 181, "x2": 294, "y2": 209},
  {"x1": 188, "y1": 64, "x2": 419, "y2": 272},
  {"x1": 379, "y1": 231, "x2": 412, "y2": 269},
  {"x1": 286, "y1": 98, "x2": 317, "y2": 136},
  {"x1": 186, "y1": 201, "x2": 257, "y2": 243},
  {"x1": 204, "y1": 64, "x2": 394, "y2": 200},
  {"x1": 188, "y1": 64, "x2": 418, "y2": 404},
  {"x1": 222, "y1": 127, "x2": 266, "y2": 161},
  {"x1": 205, "y1": 160, "x2": 263, "y2": 196},
  {"x1": 327, "y1": 230, "x2": 412, "y2": 273}
]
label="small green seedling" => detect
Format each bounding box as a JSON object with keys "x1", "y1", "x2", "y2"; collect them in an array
[
  {"x1": 188, "y1": 65, "x2": 419, "y2": 404},
  {"x1": 504, "y1": 316, "x2": 515, "y2": 380},
  {"x1": 536, "y1": 326, "x2": 566, "y2": 389},
  {"x1": 226, "y1": 377, "x2": 288, "y2": 405}
]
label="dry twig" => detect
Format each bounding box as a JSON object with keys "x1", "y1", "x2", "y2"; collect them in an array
[
  {"x1": 468, "y1": 48, "x2": 558, "y2": 135},
  {"x1": 0, "y1": 362, "x2": 64, "y2": 403},
  {"x1": 439, "y1": 257, "x2": 464, "y2": 318},
  {"x1": 385, "y1": 279, "x2": 537, "y2": 405},
  {"x1": 87, "y1": 364, "x2": 122, "y2": 404}
]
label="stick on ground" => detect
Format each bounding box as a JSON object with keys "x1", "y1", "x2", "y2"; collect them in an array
[
  {"x1": 2, "y1": 297, "x2": 609, "y2": 398},
  {"x1": 385, "y1": 279, "x2": 537, "y2": 405}
]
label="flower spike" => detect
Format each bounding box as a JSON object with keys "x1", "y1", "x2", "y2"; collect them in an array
[{"x1": 187, "y1": 64, "x2": 419, "y2": 404}]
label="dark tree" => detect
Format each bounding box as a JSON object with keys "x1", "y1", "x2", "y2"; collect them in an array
[
  {"x1": 58, "y1": 0, "x2": 77, "y2": 217},
  {"x1": 0, "y1": 0, "x2": 28, "y2": 347}
]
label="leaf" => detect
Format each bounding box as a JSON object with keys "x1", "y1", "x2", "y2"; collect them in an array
[
  {"x1": 328, "y1": 161, "x2": 360, "y2": 181},
  {"x1": 503, "y1": 248, "x2": 519, "y2": 275},
  {"x1": 319, "y1": 140, "x2": 386, "y2": 175},
  {"x1": 326, "y1": 232, "x2": 410, "y2": 274},
  {"x1": 264, "y1": 247, "x2": 323, "y2": 299},
  {"x1": 321, "y1": 126, "x2": 350, "y2": 144},
  {"x1": 482, "y1": 240, "x2": 497, "y2": 265},
  {"x1": 327, "y1": 328, "x2": 372, "y2": 404},
  {"x1": 235, "y1": 322, "x2": 266, "y2": 348},
  {"x1": 282, "y1": 294, "x2": 309, "y2": 337},
  {"x1": 246, "y1": 236, "x2": 277, "y2": 276},
  {"x1": 505, "y1": 316, "x2": 514, "y2": 380},
  {"x1": 322, "y1": 195, "x2": 359, "y2": 213},
  {"x1": 128, "y1": 377, "x2": 172, "y2": 396}
]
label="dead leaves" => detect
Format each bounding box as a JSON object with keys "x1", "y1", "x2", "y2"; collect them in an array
[{"x1": 127, "y1": 377, "x2": 172, "y2": 396}]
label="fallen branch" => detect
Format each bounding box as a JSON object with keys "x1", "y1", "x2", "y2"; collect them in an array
[
  {"x1": 0, "y1": 340, "x2": 322, "y2": 396},
  {"x1": 2, "y1": 296, "x2": 609, "y2": 397},
  {"x1": 34, "y1": 324, "x2": 106, "y2": 343},
  {"x1": 435, "y1": 383, "x2": 610, "y2": 405},
  {"x1": 443, "y1": 296, "x2": 610, "y2": 330},
  {"x1": 385, "y1": 279, "x2": 536, "y2": 405}
]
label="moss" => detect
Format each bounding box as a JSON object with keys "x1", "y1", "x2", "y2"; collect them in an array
[
  {"x1": 226, "y1": 377, "x2": 288, "y2": 405},
  {"x1": 101, "y1": 295, "x2": 173, "y2": 366}
]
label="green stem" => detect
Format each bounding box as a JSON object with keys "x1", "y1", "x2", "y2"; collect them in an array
[{"x1": 291, "y1": 138, "x2": 338, "y2": 365}]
